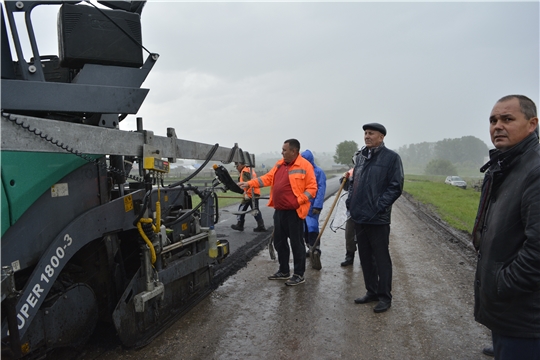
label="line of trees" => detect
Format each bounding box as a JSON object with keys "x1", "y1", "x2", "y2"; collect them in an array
[
  {"x1": 397, "y1": 136, "x2": 489, "y2": 175},
  {"x1": 332, "y1": 136, "x2": 489, "y2": 175}
]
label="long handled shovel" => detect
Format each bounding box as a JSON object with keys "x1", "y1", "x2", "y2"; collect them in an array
[{"x1": 310, "y1": 172, "x2": 350, "y2": 270}]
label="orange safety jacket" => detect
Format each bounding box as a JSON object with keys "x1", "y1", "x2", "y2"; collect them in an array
[
  {"x1": 247, "y1": 155, "x2": 317, "y2": 219},
  {"x1": 239, "y1": 166, "x2": 261, "y2": 198}
]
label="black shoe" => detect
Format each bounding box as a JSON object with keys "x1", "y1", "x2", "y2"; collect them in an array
[
  {"x1": 268, "y1": 271, "x2": 290, "y2": 280},
  {"x1": 373, "y1": 300, "x2": 391, "y2": 313},
  {"x1": 354, "y1": 294, "x2": 379, "y2": 304},
  {"x1": 482, "y1": 346, "x2": 494, "y2": 357},
  {"x1": 285, "y1": 274, "x2": 305, "y2": 286},
  {"x1": 341, "y1": 258, "x2": 354, "y2": 266},
  {"x1": 306, "y1": 249, "x2": 311, "y2": 257}
]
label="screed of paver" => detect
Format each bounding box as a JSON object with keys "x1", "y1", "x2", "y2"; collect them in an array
[{"x1": 90, "y1": 195, "x2": 491, "y2": 360}]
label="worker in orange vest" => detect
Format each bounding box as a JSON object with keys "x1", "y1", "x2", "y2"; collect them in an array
[{"x1": 231, "y1": 162, "x2": 267, "y2": 232}]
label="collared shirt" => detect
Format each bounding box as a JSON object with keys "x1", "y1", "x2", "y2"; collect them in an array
[{"x1": 272, "y1": 158, "x2": 300, "y2": 210}]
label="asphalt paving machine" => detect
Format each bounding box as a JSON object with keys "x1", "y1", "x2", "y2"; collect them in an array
[{"x1": 0, "y1": 1, "x2": 253, "y2": 358}]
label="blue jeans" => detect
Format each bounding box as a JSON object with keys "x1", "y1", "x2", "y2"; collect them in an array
[{"x1": 492, "y1": 332, "x2": 540, "y2": 360}]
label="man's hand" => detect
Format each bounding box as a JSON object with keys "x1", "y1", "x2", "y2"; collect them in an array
[
  {"x1": 312, "y1": 208, "x2": 321, "y2": 215},
  {"x1": 238, "y1": 181, "x2": 249, "y2": 189},
  {"x1": 340, "y1": 170, "x2": 351, "y2": 184}
]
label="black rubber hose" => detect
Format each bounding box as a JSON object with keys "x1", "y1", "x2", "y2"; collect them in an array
[
  {"x1": 167, "y1": 144, "x2": 219, "y2": 188},
  {"x1": 133, "y1": 190, "x2": 152, "y2": 226}
]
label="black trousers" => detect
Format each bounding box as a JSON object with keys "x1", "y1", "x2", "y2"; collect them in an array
[
  {"x1": 274, "y1": 209, "x2": 306, "y2": 276},
  {"x1": 354, "y1": 223, "x2": 392, "y2": 302},
  {"x1": 492, "y1": 331, "x2": 540, "y2": 360}
]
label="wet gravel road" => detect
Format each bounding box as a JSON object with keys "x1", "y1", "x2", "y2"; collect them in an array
[{"x1": 80, "y1": 180, "x2": 491, "y2": 360}]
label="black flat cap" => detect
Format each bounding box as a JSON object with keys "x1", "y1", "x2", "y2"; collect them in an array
[{"x1": 363, "y1": 123, "x2": 387, "y2": 136}]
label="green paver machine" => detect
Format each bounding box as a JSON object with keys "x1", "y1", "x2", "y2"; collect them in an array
[{"x1": 0, "y1": 1, "x2": 253, "y2": 357}]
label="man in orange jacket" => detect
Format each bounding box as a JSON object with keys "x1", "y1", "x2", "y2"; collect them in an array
[
  {"x1": 231, "y1": 162, "x2": 267, "y2": 232},
  {"x1": 238, "y1": 139, "x2": 317, "y2": 286}
]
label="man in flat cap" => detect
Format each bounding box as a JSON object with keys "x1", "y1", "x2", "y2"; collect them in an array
[{"x1": 346, "y1": 122, "x2": 404, "y2": 313}]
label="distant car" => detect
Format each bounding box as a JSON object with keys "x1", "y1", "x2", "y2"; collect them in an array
[{"x1": 445, "y1": 176, "x2": 467, "y2": 189}]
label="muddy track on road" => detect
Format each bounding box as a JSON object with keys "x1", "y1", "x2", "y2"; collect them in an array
[{"x1": 399, "y1": 192, "x2": 478, "y2": 267}]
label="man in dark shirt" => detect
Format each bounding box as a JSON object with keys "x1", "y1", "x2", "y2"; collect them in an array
[{"x1": 347, "y1": 123, "x2": 403, "y2": 313}]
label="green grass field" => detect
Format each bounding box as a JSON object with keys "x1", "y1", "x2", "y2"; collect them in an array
[{"x1": 403, "y1": 175, "x2": 481, "y2": 233}]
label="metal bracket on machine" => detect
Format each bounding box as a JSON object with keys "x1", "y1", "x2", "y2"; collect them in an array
[
  {"x1": 237, "y1": 148, "x2": 245, "y2": 164},
  {"x1": 133, "y1": 282, "x2": 164, "y2": 313},
  {"x1": 224, "y1": 143, "x2": 238, "y2": 165},
  {"x1": 140, "y1": 129, "x2": 159, "y2": 161},
  {"x1": 166, "y1": 127, "x2": 178, "y2": 164},
  {"x1": 225, "y1": 144, "x2": 255, "y2": 168},
  {"x1": 134, "y1": 242, "x2": 165, "y2": 313},
  {"x1": 244, "y1": 151, "x2": 254, "y2": 168}
]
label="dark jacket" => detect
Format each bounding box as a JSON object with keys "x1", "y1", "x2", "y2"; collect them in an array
[
  {"x1": 474, "y1": 133, "x2": 540, "y2": 338},
  {"x1": 346, "y1": 144, "x2": 403, "y2": 225}
]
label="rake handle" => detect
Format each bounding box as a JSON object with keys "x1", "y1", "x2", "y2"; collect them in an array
[{"x1": 311, "y1": 172, "x2": 350, "y2": 251}]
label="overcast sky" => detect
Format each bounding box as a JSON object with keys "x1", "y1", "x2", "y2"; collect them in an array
[{"x1": 27, "y1": 1, "x2": 540, "y2": 155}]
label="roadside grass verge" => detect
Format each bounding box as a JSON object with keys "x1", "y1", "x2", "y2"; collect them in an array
[{"x1": 403, "y1": 175, "x2": 481, "y2": 234}]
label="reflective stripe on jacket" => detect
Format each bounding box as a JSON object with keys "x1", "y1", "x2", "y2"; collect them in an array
[
  {"x1": 247, "y1": 155, "x2": 317, "y2": 219},
  {"x1": 239, "y1": 166, "x2": 261, "y2": 198}
]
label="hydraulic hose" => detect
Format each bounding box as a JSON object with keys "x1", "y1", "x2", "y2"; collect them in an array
[
  {"x1": 133, "y1": 190, "x2": 152, "y2": 226},
  {"x1": 137, "y1": 218, "x2": 157, "y2": 264},
  {"x1": 134, "y1": 179, "x2": 162, "y2": 264},
  {"x1": 155, "y1": 184, "x2": 161, "y2": 231}
]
